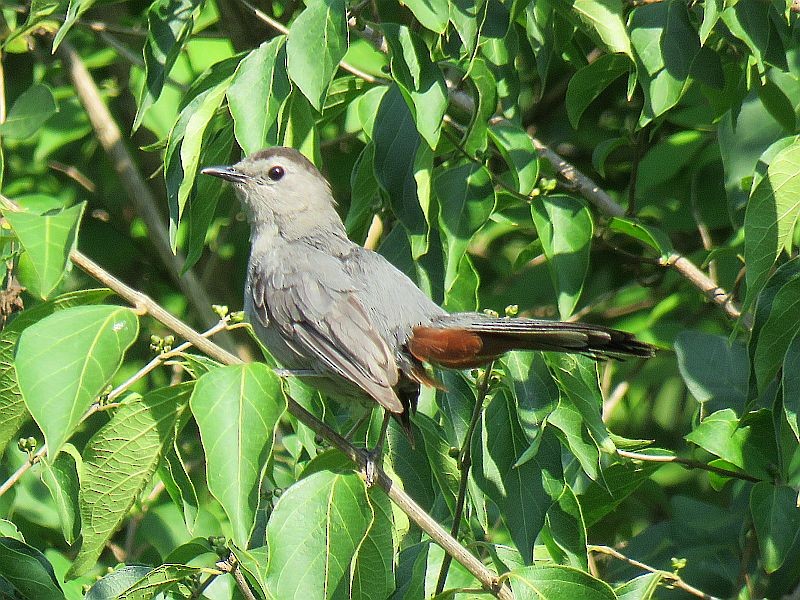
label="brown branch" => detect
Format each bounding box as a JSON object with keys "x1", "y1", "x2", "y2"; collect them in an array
[
  {"x1": 528, "y1": 137, "x2": 745, "y2": 325},
  {"x1": 56, "y1": 41, "x2": 234, "y2": 342},
  {"x1": 69, "y1": 249, "x2": 513, "y2": 600},
  {"x1": 217, "y1": 555, "x2": 258, "y2": 600},
  {"x1": 589, "y1": 545, "x2": 720, "y2": 600},
  {"x1": 616, "y1": 449, "x2": 761, "y2": 483},
  {"x1": 435, "y1": 363, "x2": 494, "y2": 595}
]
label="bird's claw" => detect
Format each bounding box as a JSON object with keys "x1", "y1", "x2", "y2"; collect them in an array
[{"x1": 365, "y1": 449, "x2": 382, "y2": 488}]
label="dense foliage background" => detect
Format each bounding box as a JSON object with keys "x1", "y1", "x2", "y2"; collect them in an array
[{"x1": 1, "y1": 0, "x2": 799, "y2": 598}]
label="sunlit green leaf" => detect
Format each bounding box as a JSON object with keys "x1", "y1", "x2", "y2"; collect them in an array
[
  {"x1": 508, "y1": 564, "x2": 616, "y2": 600},
  {"x1": 133, "y1": 0, "x2": 203, "y2": 131},
  {"x1": 190, "y1": 363, "x2": 286, "y2": 546},
  {"x1": 286, "y1": 0, "x2": 348, "y2": 110},
  {"x1": 68, "y1": 384, "x2": 193, "y2": 578},
  {"x1": 383, "y1": 24, "x2": 448, "y2": 149},
  {"x1": 435, "y1": 162, "x2": 495, "y2": 289},
  {"x1": 5, "y1": 202, "x2": 84, "y2": 299},
  {"x1": 744, "y1": 139, "x2": 800, "y2": 311},
  {"x1": 264, "y1": 470, "x2": 378, "y2": 598},
  {"x1": 228, "y1": 36, "x2": 291, "y2": 155},
  {"x1": 16, "y1": 305, "x2": 139, "y2": 459},
  {"x1": 531, "y1": 194, "x2": 592, "y2": 318}
]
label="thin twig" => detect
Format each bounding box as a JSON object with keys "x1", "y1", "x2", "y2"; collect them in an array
[
  {"x1": 528, "y1": 136, "x2": 746, "y2": 325},
  {"x1": 589, "y1": 545, "x2": 719, "y2": 600},
  {"x1": 56, "y1": 41, "x2": 234, "y2": 343},
  {"x1": 67, "y1": 247, "x2": 512, "y2": 599},
  {"x1": 616, "y1": 449, "x2": 761, "y2": 483},
  {"x1": 217, "y1": 555, "x2": 258, "y2": 600},
  {"x1": 435, "y1": 363, "x2": 494, "y2": 595}
]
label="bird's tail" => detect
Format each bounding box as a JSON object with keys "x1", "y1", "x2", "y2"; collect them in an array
[{"x1": 407, "y1": 313, "x2": 655, "y2": 369}]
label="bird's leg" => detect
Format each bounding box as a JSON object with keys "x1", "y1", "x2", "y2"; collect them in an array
[{"x1": 365, "y1": 411, "x2": 391, "y2": 488}]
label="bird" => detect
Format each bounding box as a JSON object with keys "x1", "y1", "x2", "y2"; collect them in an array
[{"x1": 202, "y1": 146, "x2": 655, "y2": 483}]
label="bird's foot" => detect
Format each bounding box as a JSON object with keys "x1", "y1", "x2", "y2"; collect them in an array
[{"x1": 364, "y1": 448, "x2": 383, "y2": 488}]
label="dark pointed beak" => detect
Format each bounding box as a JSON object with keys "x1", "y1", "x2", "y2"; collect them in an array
[{"x1": 201, "y1": 166, "x2": 251, "y2": 183}]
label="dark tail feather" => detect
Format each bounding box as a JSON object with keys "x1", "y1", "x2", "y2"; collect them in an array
[{"x1": 409, "y1": 315, "x2": 656, "y2": 369}]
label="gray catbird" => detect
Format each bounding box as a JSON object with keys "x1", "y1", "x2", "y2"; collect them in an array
[{"x1": 202, "y1": 147, "x2": 654, "y2": 480}]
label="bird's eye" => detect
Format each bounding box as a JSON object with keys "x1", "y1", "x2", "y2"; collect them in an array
[{"x1": 267, "y1": 166, "x2": 285, "y2": 181}]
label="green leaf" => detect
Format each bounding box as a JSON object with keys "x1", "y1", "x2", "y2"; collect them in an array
[
  {"x1": 685, "y1": 408, "x2": 777, "y2": 480},
  {"x1": 165, "y1": 76, "x2": 233, "y2": 249},
  {"x1": 85, "y1": 566, "x2": 155, "y2": 600},
  {"x1": 636, "y1": 130, "x2": 707, "y2": 193},
  {"x1": 507, "y1": 564, "x2": 616, "y2": 600},
  {"x1": 531, "y1": 195, "x2": 593, "y2": 318},
  {"x1": 579, "y1": 460, "x2": 661, "y2": 527},
  {"x1": 548, "y1": 399, "x2": 600, "y2": 481},
  {"x1": 674, "y1": 331, "x2": 748, "y2": 412},
  {"x1": 115, "y1": 564, "x2": 207, "y2": 600},
  {"x1": 488, "y1": 121, "x2": 539, "y2": 196},
  {"x1": 783, "y1": 332, "x2": 800, "y2": 441},
  {"x1": 751, "y1": 272, "x2": 800, "y2": 391},
  {"x1": 752, "y1": 484, "x2": 800, "y2": 574},
  {"x1": 68, "y1": 384, "x2": 193, "y2": 578},
  {"x1": 286, "y1": 0, "x2": 348, "y2": 110},
  {"x1": 567, "y1": 0, "x2": 632, "y2": 59},
  {"x1": 264, "y1": 470, "x2": 376, "y2": 598},
  {"x1": 15, "y1": 305, "x2": 139, "y2": 459},
  {"x1": 744, "y1": 139, "x2": 800, "y2": 311},
  {"x1": 592, "y1": 137, "x2": 627, "y2": 178},
  {"x1": 351, "y1": 487, "x2": 395, "y2": 599},
  {"x1": 281, "y1": 91, "x2": 319, "y2": 160},
  {"x1": 0, "y1": 289, "x2": 111, "y2": 457},
  {"x1": 0, "y1": 537, "x2": 64, "y2": 600},
  {"x1": 615, "y1": 573, "x2": 664, "y2": 600},
  {"x1": 450, "y1": 0, "x2": 482, "y2": 53},
  {"x1": 472, "y1": 390, "x2": 562, "y2": 561},
  {"x1": 542, "y1": 482, "x2": 588, "y2": 570},
  {"x1": 40, "y1": 444, "x2": 81, "y2": 545},
  {"x1": 183, "y1": 122, "x2": 234, "y2": 272},
  {"x1": 462, "y1": 59, "x2": 497, "y2": 158},
  {"x1": 546, "y1": 354, "x2": 614, "y2": 455},
  {"x1": 566, "y1": 53, "x2": 629, "y2": 128},
  {"x1": 630, "y1": 2, "x2": 701, "y2": 124},
  {"x1": 52, "y1": 0, "x2": 96, "y2": 49},
  {"x1": 0, "y1": 83, "x2": 57, "y2": 140},
  {"x1": 435, "y1": 162, "x2": 496, "y2": 289},
  {"x1": 606, "y1": 216, "x2": 673, "y2": 258},
  {"x1": 373, "y1": 85, "x2": 429, "y2": 258},
  {"x1": 404, "y1": 0, "x2": 449, "y2": 32},
  {"x1": 383, "y1": 24, "x2": 448, "y2": 149},
  {"x1": 5, "y1": 202, "x2": 85, "y2": 299},
  {"x1": 190, "y1": 363, "x2": 286, "y2": 546},
  {"x1": 346, "y1": 143, "x2": 380, "y2": 244},
  {"x1": 133, "y1": 0, "x2": 203, "y2": 131},
  {"x1": 228, "y1": 36, "x2": 291, "y2": 155},
  {"x1": 720, "y1": 1, "x2": 786, "y2": 77},
  {"x1": 159, "y1": 442, "x2": 199, "y2": 533},
  {"x1": 444, "y1": 253, "x2": 480, "y2": 313}
]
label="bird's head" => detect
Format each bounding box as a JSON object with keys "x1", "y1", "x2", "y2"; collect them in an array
[{"x1": 202, "y1": 147, "x2": 342, "y2": 238}]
